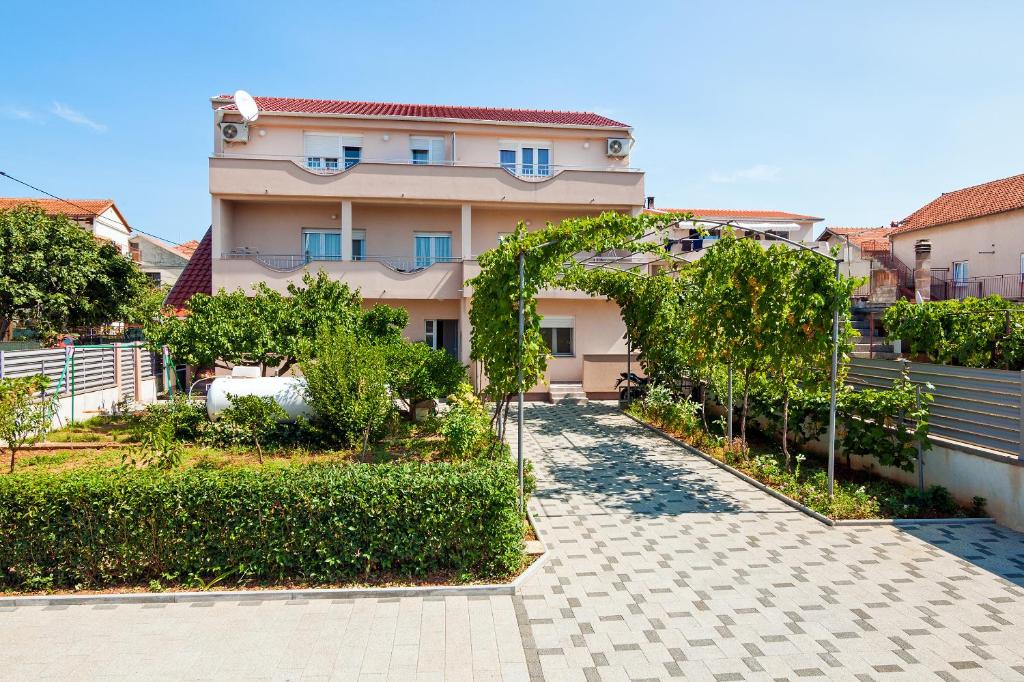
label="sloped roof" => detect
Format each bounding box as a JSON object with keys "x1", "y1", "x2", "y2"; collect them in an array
[
  {"x1": 164, "y1": 228, "x2": 211, "y2": 310},
  {"x1": 823, "y1": 226, "x2": 893, "y2": 252},
  {"x1": 645, "y1": 207, "x2": 823, "y2": 222},
  {"x1": 0, "y1": 197, "x2": 130, "y2": 231},
  {"x1": 174, "y1": 239, "x2": 200, "y2": 258},
  {"x1": 213, "y1": 95, "x2": 630, "y2": 129},
  {"x1": 894, "y1": 172, "x2": 1024, "y2": 234}
]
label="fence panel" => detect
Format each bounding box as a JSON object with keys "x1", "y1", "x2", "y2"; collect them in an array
[
  {"x1": 848, "y1": 357, "x2": 1022, "y2": 457},
  {"x1": 119, "y1": 346, "x2": 136, "y2": 399}
]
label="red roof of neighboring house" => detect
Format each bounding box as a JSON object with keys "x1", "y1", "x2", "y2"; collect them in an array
[
  {"x1": 174, "y1": 239, "x2": 200, "y2": 259},
  {"x1": 893, "y1": 172, "x2": 1024, "y2": 234},
  {"x1": 824, "y1": 226, "x2": 893, "y2": 252},
  {"x1": 646, "y1": 207, "x2": 823, "y2": 222},
  {"x1": 0, "y1": 197, "x2": 130, "y2": 231},
  {"x1": 214, "y1": 95, "x2": 630, "y2": 129},
  {"x1": 165, "y1": 228, "x2": 211, "y2": 310}
]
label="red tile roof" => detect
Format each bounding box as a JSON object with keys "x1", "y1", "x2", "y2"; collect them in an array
[
  {"x1": 824, "y1": 226, "x2": 893, "y2": 251},
  {"x1": 165, "y1": 228, "x2": 211, "y2": 311},
  {"x1": 894, "y1": 172, "x2": 1024, "y2": 234},
  {"x1": 214, "y1": 95, "x2": 630, "y2": 129},
  {"x1": 646, "y1": 207, "x2": 822, "y2": 221},
  {"x1": 0, "y1": 197, "x2": 130, "y2": 230},
  {"x1": 174, "y1": 240, "x2": 200, "y2": 259}
]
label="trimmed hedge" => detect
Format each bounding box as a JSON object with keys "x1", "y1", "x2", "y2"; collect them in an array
[{"x1": 0, "y1": 461, "x2": 524, "y2": 590}]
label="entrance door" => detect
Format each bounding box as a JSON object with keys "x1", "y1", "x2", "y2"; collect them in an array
[{"x1": 425, "y1": 319, "x2": 459, "y2": 358}]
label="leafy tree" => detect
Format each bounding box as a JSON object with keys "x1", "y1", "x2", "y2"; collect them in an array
[
  {"x1": 0, "y1": 206, "x2": 152, "y2": 338},
  {"x1": 220, "y1": 394, "x2": 288, "y2": 463},
  {"x1": 0, "y1": 375, "x2": 51, "y2": 473},
  {"x1": 301, "y1": 326, "x2": 395, "y2": 454},
  {"x1": 147, "y1": 271, "x2": 406, "y2": 375},
  {"x1": 383, "y1": 342, "x2": 467, "y2": 414}
]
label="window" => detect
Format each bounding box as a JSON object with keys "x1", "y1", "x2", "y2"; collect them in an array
[
  {"x1": 953, "y1": 261, "x2": 969, "y2": 282},
  {"x1": 145, "y1": 271, "x2": 161, "y2": 285},
  {"x1": 498, "y1": 141, "x2": 552, "y2": 176},
  {"x1": 414, "y1": 233, "x2": 452, "y2": 268},
  {"x1": 540, "y1": 316, "x2": 574, "y2": 356},
  {"x1": 410, "y1": 136, "x2": 445, "y2": 165},
  {"x1": 425, "y1": 319, "x2": 437, "y2": 349},
  {"x1": 302, "y1": 229, "x2": 342, "y2": 260},
  {"x1": 304, "y1": 133, "x2": 363, "y2": 170},
  {"x1": 352, "y1": 229, "x2": 366, "y2": 260}
]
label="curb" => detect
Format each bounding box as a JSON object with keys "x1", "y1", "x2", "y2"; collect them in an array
[
  {"x1": 0, "y1": 514, "x2": 551, "y2": 608},
  {"x1": 621, "y1": 411, "x2": 994, "y2": 529}
]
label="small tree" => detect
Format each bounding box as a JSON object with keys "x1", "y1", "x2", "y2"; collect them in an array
[
  {"x1": 384, "y1": 341, "x2": 467, "y2": 415},
  {"x1": 220, "y1": 394, "x2": 288, "y2": 463},
  {"x1": 0, "y1": 375, "x2": 51, "y2": 473}
]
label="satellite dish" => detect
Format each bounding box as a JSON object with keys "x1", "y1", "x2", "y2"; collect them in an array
[{"x1": 234, "y1": 90, "x2": 259, "y2": 123}]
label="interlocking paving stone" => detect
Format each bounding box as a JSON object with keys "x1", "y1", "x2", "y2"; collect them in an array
[{"x1": 512, "y1": 402, "x2": 1024, "y2": 681}]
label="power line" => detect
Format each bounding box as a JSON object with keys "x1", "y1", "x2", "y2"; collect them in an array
[{"x1": 0, "y1": 170, "x2": 186, "y2": 246}]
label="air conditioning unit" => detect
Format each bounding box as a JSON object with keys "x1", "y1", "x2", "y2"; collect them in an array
[
  {"x1": 219, "y1": 121, "x2": 249, "y2": 143},
  {"x1": 606, "y1": 137, "x2": 630, "y2": 157}
]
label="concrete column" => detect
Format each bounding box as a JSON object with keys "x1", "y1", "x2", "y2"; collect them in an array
[
  {"x1": 211, "y1": 197, "x2": 224, "y2": 260},
  {"x1": 113, "y1": 343, "x2": 122, "y2": 396},
  {"x1": 341, "y1": 200, "x2": 353, "y2": 261},
  {"x1": 461, "y1": 204, "x2": 472, "y2": 260},
  {"x1": 914, "y1": 239, "x2": 932, "y2": 302},
  {"x1": 133, "y1": 345, "x2": 142, "y2": 402}
]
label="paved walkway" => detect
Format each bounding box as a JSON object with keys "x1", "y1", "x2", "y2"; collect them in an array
[
  {"x1": 2, "y1": 402, "x2": 1024, "y2": 681},
  {"x1": 514, "y1": 402, "x2": 1024, "y2": 681}
]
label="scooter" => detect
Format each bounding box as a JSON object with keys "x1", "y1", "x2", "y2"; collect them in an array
[{"x1": 615, "y1": 372, "x2": 650, "y2": 402}]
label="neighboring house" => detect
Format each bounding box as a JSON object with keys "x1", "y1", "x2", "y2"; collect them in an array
[
  {"x1": 890, "y1": 172, "x2": 1024, "y2": 301},
  {"x1": 820, "y1": 226, "x2": 894, "y2": 298},
  {"x1": 202, "y1": 94, "x2": 646, "y2": 397},
  {"x1": 645, "y1": 205, "x2": 826, "y2": 262},
  {"x1": 129, "y1": 233, "x2": 199, "y2": 287},
  {"x1": 0, "y1": 197, "x2": 132, "y2": 253}
]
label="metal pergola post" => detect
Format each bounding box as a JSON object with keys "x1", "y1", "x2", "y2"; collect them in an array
[
  {"x1": 727, "y1": 364, "x2": 734, "y2": 442},
  {"x1": 826, "y1": 259, "x2": 841, "y2": 499},
  {"x1": 517, "y1": 250, "x2": 526, "y2": 513}
]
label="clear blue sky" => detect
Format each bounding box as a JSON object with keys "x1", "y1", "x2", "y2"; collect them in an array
[{"x1": 2, "y1": 1, "x2": 1023, "y2": 243}]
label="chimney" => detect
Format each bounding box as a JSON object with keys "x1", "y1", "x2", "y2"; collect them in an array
[
  {"x1": 645, "y1": 196, "x2": 655, "y2": 209},
  {"x1": 914, "y1": 239, "x2": 932, "y2": 301}
]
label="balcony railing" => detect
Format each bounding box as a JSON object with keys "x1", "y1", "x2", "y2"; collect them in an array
[
  {"x1": 223, "y1": 251, "x2": 462, "y2": 274},
  {"x1": 213, "y1": 152, "x2": 640, "y2": 181},
  {"x1": 931, "y1": 270, "x2": 1024, "y2": 301}
]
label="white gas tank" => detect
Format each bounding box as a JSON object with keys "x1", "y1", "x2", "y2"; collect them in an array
[{"x1": 206, "y1": 368, "x2": 313, "y2": 420}]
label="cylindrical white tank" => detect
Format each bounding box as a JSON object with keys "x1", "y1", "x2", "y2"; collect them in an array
[{"x1": 206, "y1": 376, "x2": 313, "y2": 420}]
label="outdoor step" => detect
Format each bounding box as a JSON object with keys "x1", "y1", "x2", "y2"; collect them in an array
[{"x1": 549, "y1": 383, "x2": 587, "y2": 405}]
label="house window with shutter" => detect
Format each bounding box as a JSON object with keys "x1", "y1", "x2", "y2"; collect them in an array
[
  {"x1": 410, "y1": 136, "x2": 445, "y2": 165},
  {"x1": 540, "y1": 316, "x2": 574, "y2": 356},
  {"x1": 304, "y1": 133, "x2": 363, "y2": 170}
]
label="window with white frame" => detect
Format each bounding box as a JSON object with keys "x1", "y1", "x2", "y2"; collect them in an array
[
  {"x1": 410, "y1": 136, "x2": 445, "y2": 165},
  {"x1": 414, "y1": 232, "x2": 452, "y2": 268},
  {"x1": 498, "y1": 141, "x2": 552, "y2": 176},
  {"x1": 425, "y1": 319, "x2": 437, "y2": 349},
  {"x1": 304, "y1": 133, "x2": 363, "y2": 170},
  {"x1": 540, "y1": 316, "x2": 574, "y2": 356},
  {"x1": 953, "y1": 260, "x2": 969, "y2": 282},
  {"x1": 302, "y1": 229, "x2": 342, "y2": 260}
]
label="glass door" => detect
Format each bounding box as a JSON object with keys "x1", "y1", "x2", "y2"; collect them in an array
[{"x1": 414, "y1": 234, "x2": 452, "y2": 268}]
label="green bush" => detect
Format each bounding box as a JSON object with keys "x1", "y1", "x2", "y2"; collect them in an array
[
  {"x1": 220, "y1": 394, "x2": 288, "y2": 462},
  {"x1": 133, "y1": 394, "x2": 207, "y2": 442},
  {"x1": 0, "y1": 375, "x2": 51, "y2": 473},
  {"x1": 0, "y1": 460, "x2": 524, "y2": 590},
  {"x1": 384, "y1": 342, "x2": 467, "y2": 414},
  {"x1": 302, "y1": 327, "x2": 396, "y2": 450},
  {"x1": 635, "y1": 385, "x2": 701, "y2": 434},
  {"x1": 439, "y1": 389, "x2": 493, "y2": 459}
]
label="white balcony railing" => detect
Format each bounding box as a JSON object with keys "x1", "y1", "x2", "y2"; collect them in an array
[
  {"x1": 223, "y1": 251, "x2": 462, "y2": 274},
  {"x1": 213, "y1": 152, "x2": 640, "y2": 181}
]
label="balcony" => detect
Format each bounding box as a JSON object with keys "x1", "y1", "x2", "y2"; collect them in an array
[
  {"x1": 214, "y1": 254, "x2": 465, "y2": 300},
  {"x1": 209, "y1": 155, "x2": 645, "y2": 208},
  {"x1": 930, "y1": 270, "x2": 1024, "y2": 301}
]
